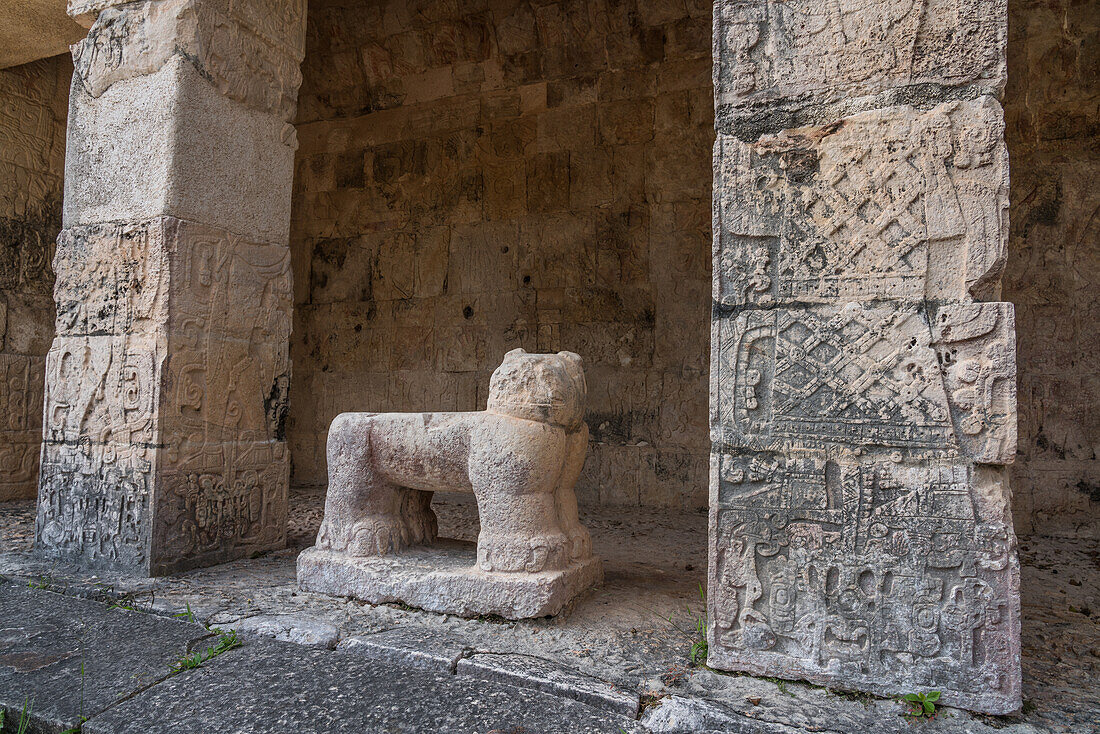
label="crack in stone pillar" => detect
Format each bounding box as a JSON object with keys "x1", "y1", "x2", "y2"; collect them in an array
[
  {"x1": 35, "y1": 0, "x2": 306, "y2": 575},
  {"x1": 707, "y1": 0, "x2": 1021, "y2": 714}
]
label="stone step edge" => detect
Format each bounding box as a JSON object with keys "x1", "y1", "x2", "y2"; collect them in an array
[
  {"x1": 337, "y1": 630, "x2": 640, "y2": 718},
  {"x1": 456, "y1": 653, "x2": 640, "y2": 718},
  {"x1": 4, "y1": 572, "x2": 643, "y2": 719}
]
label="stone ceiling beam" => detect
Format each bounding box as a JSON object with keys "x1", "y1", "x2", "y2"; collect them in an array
[{"x1": 0, "y1": 0, "x2": 85, "y2": 69}]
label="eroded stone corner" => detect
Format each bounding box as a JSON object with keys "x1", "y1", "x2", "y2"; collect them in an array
[{"x1": 70, "y1": 0, "x2": 306, "y2": 121}]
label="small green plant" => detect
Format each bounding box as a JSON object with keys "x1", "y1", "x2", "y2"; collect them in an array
[
  {"x1": 59, "y1": 717, "x2": 87, "y2": 734},
  {"x1": 173, "y1": 603, "x2": 195, "y2": 623},
  {"x1": 666, "y1": 583, "x2": 709, "y2": 666},
  {"x1": 106, "y1": 596, "x2": 140, "y2": 612},
  {"x1": 761, "y1": 675, "x2": 794, "y2": 697},
  {"x1": 169, "y1": 629, "x2": 242, "y2": 674},
  {"x1": 27, "y1": 575, "x2": 52, "y2": 590},
  {"x1": 902, "y1": 690, "x2": 940, "y2": 719},
  {"x1": 1, "y1": 698, "x2": 33, "y2": 734}
]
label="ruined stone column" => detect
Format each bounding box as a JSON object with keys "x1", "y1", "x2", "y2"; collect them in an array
[
  {"x1": 708, "y1": 0, "x2": 1020, "y2": 713},
  {"x1": 35, "y1": 0, "x2": 305, "y2": 575}
]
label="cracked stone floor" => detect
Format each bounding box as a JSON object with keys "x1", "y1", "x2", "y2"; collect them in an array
[{"x1": 1, "y1": 488, "x2": 1097, "y2": 733}]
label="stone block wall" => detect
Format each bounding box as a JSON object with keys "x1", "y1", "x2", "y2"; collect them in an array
[
  {"x1": 289, "y1": 0, "x2": 714, "y2": 508},
  {"x1": 0, "y1": 54, "x2": 69, "y2": 501},
  {"x1": 1004, "y1": 0, "x2": 1100, "y2": 538}
]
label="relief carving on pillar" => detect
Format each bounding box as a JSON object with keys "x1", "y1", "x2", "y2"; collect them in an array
[
  {"x1": 715, "y1": 99, "x2": 1008, "y2": 306},
  {"x1": 72, "y1": 0, "x2": 305, "y2": 121},
  {"x1": 153, "y1": 219, "x2": 291, "y2": 570},
  {"x1": 715, "y1": 0, "x2": 1007, "y2": 108},
  {"x1": 710, "y1": 456, "x2": 1019, "y2": 709},
  {"x1": 37, "y1": 219, "x2": 167, "y2": 565},
  {"x1": 53, "y1": 219, "x2": 170, "y2": 336},
  {"x1": 36, "y1": 334, "x2": 161, "y2": 567},
  {"x1": 714, "y1": 302, "x2": 1016, "y2": 465},
  {"x1": 710, "y1": 0, "x2": 1018, "y2": 715},
  {"x1": 38, "y1": 217, "x2": 292, "y2": 572}
]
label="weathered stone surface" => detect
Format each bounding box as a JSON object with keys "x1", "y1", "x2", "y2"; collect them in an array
[
  {"x1": 0, "y1": 55, "x2": 66, "y2": 501},
  {"x1": 70, "y1": 0, "x2": 304, "y2": 119},
  {"x1": 709, "y1": 0, "x2": 1020, "y2": 714},
  {"x1": 715, "y1": 0, "x2": 1008, "y2": 128},
  {"x1": 80, "y1": 638, "x2": 641, "y2": 734},
  {"x1": 457, "y1": 652, "x2": 640, "y2": 716},
  {"x1": 299, "y1": 349, "x2": 602, "y2": 618},
  {"x1": 640, "y1": 695, "x2": 789, "y2": 734},
  {"x1": 64, "y1": 57, "x2": 297, "y2": 244},
  {"x1": 0, "y1": 582, "x2": 209, "y2": 733},
  {"x1": 37, "y1": 215, "x2": 291, "y2": 574},
  {"x1": 715, "y1": 99, "x2": 1009, "y2": 305},
  {"x1": 337, "y1": 629, "x2": 470, "y2": 673},
  {"x1": 299, "y1": 540, "x2": 603, "y2": 620},
  {"x1": 229, "y1": 614, "x2": 340, "y2": 649}
]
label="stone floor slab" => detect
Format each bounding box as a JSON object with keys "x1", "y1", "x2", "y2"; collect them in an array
[
  {"x1": 297, "y1": 540, "x2": 603, "y2": 618},
  {"x1": 337, "y1": 628, "x2": 470, "y2": 673},
  {"x1": 0, "y1": 493, "x2": 1094, "y2": 733},
  {"x1": 227, "y1": 613, "x2": 340, "y2": 649},
  {"x1": 0, "y1": 582, "x2": 210, "y2": 733},
  {"x1": 80, "y1": 638, "x2": 640, "y2": 734},
  {"x1": 457, "y1": 651, "x2": 640, "y2": 717}
]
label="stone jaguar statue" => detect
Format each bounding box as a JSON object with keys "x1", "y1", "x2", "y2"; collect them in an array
[{"x1": 315, "y1": 349, "x2": 593, "y2": 574}]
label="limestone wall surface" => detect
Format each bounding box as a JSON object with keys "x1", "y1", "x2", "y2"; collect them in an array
[
  {"x1": 289, "y1": 0, "x2": 714, "y2": 508},
  {"x1": 1004, "y1": 0, "x2": 1100, "y2": 538},
  {"x1": 0, "y1": 54, "x2": 68, "y2": 501}
]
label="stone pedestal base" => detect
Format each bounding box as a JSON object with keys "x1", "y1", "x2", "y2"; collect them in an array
[{"x1": 297, "y1": 541, "x2": 603, "y2": 619}]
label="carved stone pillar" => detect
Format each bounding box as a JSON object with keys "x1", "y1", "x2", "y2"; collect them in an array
[
  {"x1": 35, "y1": 0, "x2": 305, "y2": 575},
  {"x1": 708, "y1": 0, "x2": 1020, "y2": 714}
]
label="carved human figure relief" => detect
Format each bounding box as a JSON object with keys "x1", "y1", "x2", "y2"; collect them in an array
[{"x1": 305, "y1": 350, "x2": 597, "y2": 600}]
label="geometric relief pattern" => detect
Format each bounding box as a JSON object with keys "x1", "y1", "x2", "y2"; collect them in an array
[
  {"x1": 714, "y1": 302, "x2": 1016, "y2": 463},
  {"x1": 711, "y1": 453, "x2": 1020, "y2": 711},
  {"x1": 37, "y1": 217, "x2": 292, "y2": 574},
  {"x1": 716, "y1": 99, "x2": 1009, "y2": 306}
]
